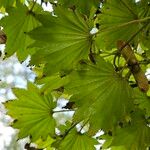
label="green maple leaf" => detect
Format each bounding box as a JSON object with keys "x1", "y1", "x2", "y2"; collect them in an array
[
  {"x1": 4, "y1": 82, "x2": 56, "y2": 141},
  {"x1": 58, "y1": 130, "x2": 98, "y2": 150},
  {"x1": 0, "y1": 0, "x2": 15, "y2": 8},
  {"x1": 96, "y1": 0, "x2": 140, "y2": 50},
  {"x1": 140, "y1": 23, "x2": 150, "y2": 49},
  {"x1": 111, "y1": 125, "x2": 150, "y2": 150},
  {"x1": 134, "y1": 88, "x2": 150, "y2": 116},
  {"x1": 0, "y1": 0, "x2": 25, "y2": 9},
  {"x1": 35, "y1": 136, "x2": 55, "y2": 150},
  {"x1": 28, "y1": 7, "x2": 92, "y2": 75},
  {"x1": 66, "y1": 56, "x2": 134, "y2": 134},
  {"x1": 138, "y1": 0, "x2": 150, "y2": 49},
  {"x1": 56, "y1": 0, "x2": 100, "y2": 15},
  {"x1": 0, "y1": 1, "x2": 40, "y2": 61},
  {"x1": 36, "y1": 74, "x2": 68, "y2": 94},
  {"x1": 108, "y1": 111, "x2": 150, "y2": 150}
]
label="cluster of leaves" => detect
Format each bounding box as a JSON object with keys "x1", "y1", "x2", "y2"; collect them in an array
[{"x1": 0, "y1": 0, "x2": 150, "y2": 149}]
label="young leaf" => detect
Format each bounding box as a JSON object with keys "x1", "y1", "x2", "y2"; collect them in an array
[
  {"x1": 36, "y1": 74, "x2": 68, "y2": 94},
  {"x1": 35, "y1": 136, "x2": 55, "y2": 149},
  {"x1": 4, "y1": 82, "x2": 56, "y2": 141},
  {"x1": 29, "y1": 7, "x2": 92, "y2": 75},
  {"x1": 66, "y1": 56, "x2": 134, "y2": 134},
  {"x1": 58, "y1": 130, "x2": 98, "y2": 150}
]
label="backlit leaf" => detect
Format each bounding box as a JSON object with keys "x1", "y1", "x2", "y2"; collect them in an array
[
  {"x1": 138, "y1": 0, "x2": 150, "y2": 49},
  {"x1": 56, "y1": 0, "x2": 100, "y2": 15},
  {"x1": 36, "y1": 74, "x2": 68, "y2": 94},
  {"x1": 110, "y1": 111, "x2": 150, "y2": 150},
  {"x1": 35, "y1": 136, "x2": 55, "y2": 150},
  {"x1": 29, "y1": 7, "x2": 92, "y2": 75},
  {"x1": 58, "y1": 130, "x2": 98, "y2": 150},
  {"x1": 0, "y1": 0, "x2": 15, "y2": 8},
  {"x1": 134, "y1": 88, "x2": 150, "y2": 116},
  {"x1": 96, "y1": 0, "x2": 139, "y2": 50},
  {"x1": 4, "y1": 82, "x2": 56, "y2": 141},
  {"x1": 0, "y1": 1, "x2": 40, "y2": 60},
  {"x1": 66, "y1": 56, "x2": 134, "y2": 134}
]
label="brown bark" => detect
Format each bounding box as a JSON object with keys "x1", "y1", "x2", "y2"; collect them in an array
[
  {"x1": 0, "y1": 29, "x2": 6, "y2": 44},
  {"x1": 117, "y1": 40, "x2": 149, "y2": 92}
]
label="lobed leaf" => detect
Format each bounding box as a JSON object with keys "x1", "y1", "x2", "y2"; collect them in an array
[
  {"x1": 0, "y1": 0, "x2": 15, "y2": 8},
  {"x1": 0, "y1": 1, "x2": 40, "y2": 60},
  {"x1": 96, "y1": 0, "x2": 140, "y2": 50},
  {"x1": 134, "y1": 88, "x2": 150, "y2": 116},
  {"x1": 56, "y1": 0, "x2": 100, "y2": 16},
  {"x1": 66, "y1": 56, "x2": 134, "y2": 134},
  {"x1": 104, "y1": 111, "x2": 150, "y2": 150},
  {"x1": 58, "y1": 130, "x2": 98, "y2": 150},
  {"x1": 4, "y1": 82, "x2": 56, "y2": 141},
  {"x1": 36, "y1": 74, "x2": 68, "y2": 94},
  {"x1": 29, "y1": 7, "x2": 92, "y2": 75}
]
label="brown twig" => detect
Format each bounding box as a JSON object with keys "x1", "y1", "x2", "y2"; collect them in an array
[{"x1": 0, "y1": 29, "x2": 6, "y2": 44}]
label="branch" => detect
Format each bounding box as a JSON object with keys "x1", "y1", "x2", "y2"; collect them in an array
[
  {"x1": 59, "y1": 122, "x2": 78, "y2": 139},
  {"x1": 64, "y1": 123, "x2": 77, "y2": 136},
  {"x1": 0, "y1": 29, "x2": 6, "y2": 44},
  {"x1": 114, "y1": 23, "x2": 149, "y2": 71},
  {"x1": 79, "y1": 119, "x2": 89, "y2": 133},
  {"x1": 101, "y1": 17, "x2": 150, "y2": 32},
  {"x1": 117, "y1": 40, "x2": 149, "y2": 92},
  {"x1": 30, "y1": 0, "x2": 37, "y2": 12},
  {"x1": 53, "y1": 109, "x2": 75, "y2": 113},
  {"x1": 130, "y1": 81, "x2": 150, "y2": 88}
]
